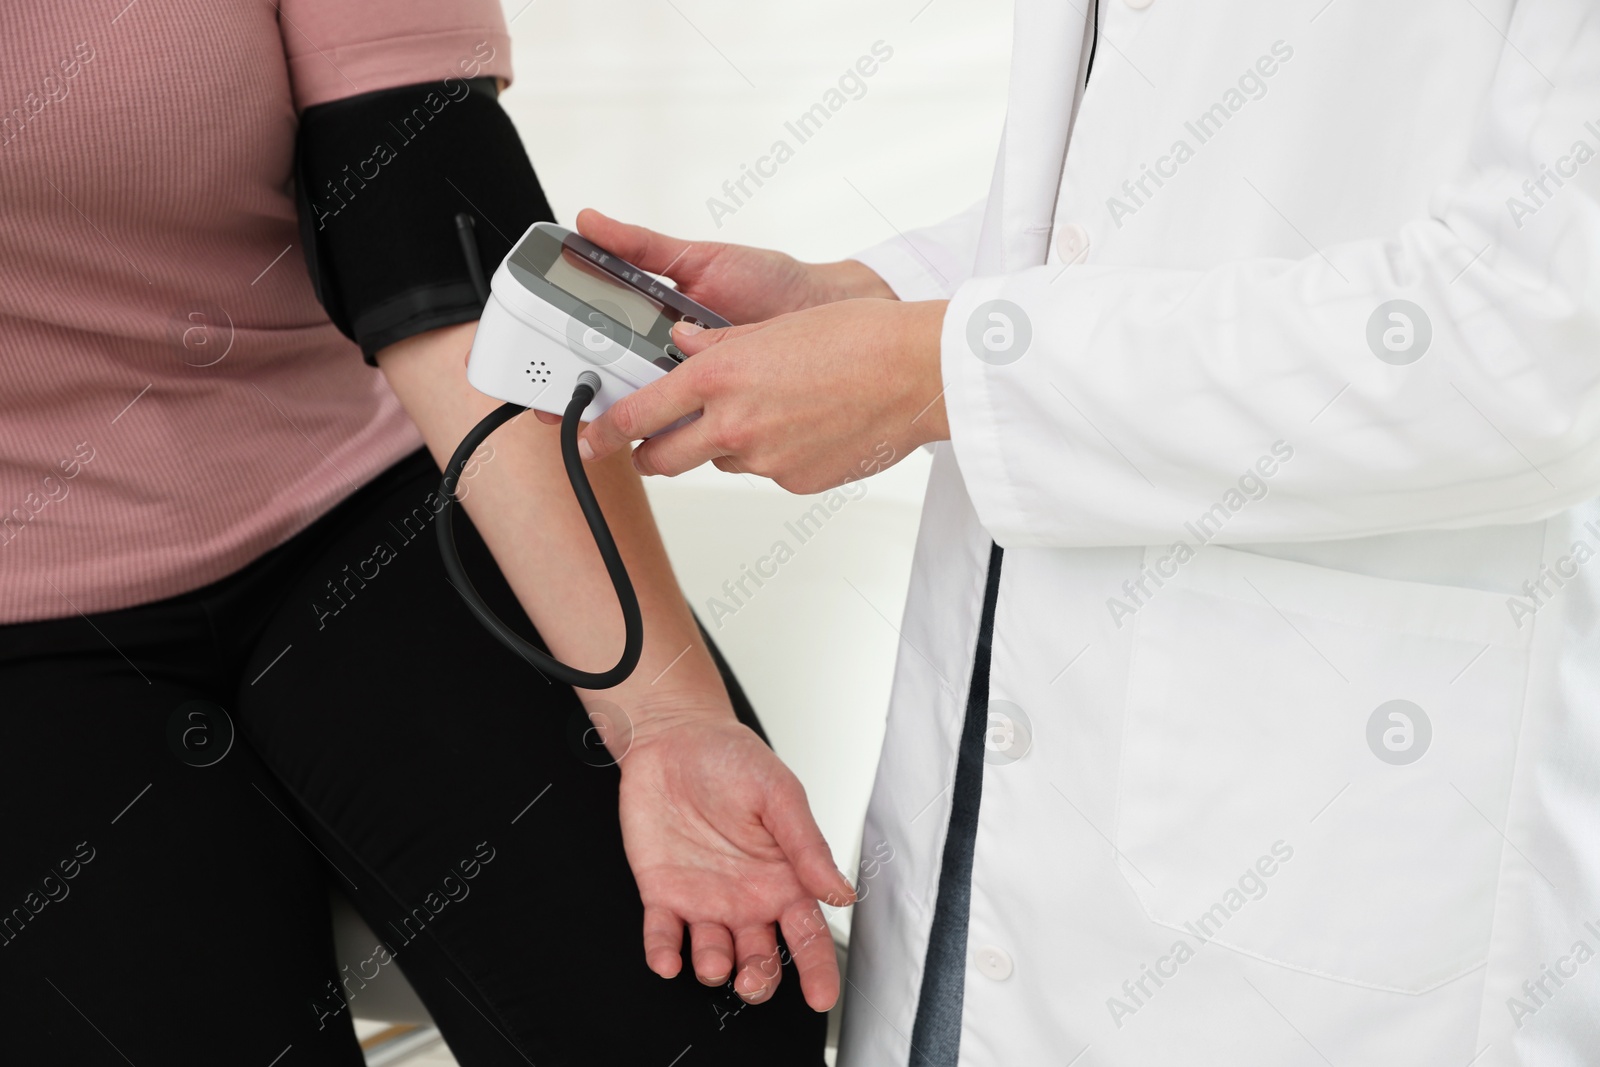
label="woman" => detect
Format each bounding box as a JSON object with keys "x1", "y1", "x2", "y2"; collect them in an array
[{"x1": 0, "y1": 2, "x2": 849, "y2": 1064}]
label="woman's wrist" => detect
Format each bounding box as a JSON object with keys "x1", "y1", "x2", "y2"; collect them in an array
[{"x1": 580, "y1": 644, "x2": 741, "y2": 759}]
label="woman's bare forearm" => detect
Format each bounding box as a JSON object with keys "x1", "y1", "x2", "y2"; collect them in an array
[{"x1": 375, "y1": 321, "x2": 732, "y2": 746}]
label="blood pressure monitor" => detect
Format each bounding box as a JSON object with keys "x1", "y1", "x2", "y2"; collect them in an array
[
  {"x1": 440, "y1": 221, "x2": 730, "y2": 689},
  {"x1": 466, "y1": 222, "x2": 730, "y2": 421}
]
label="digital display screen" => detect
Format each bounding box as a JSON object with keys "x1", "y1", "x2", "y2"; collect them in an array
[
  {"x1": 542, "y1": 248, "x2": 671, "y2": 341},
  {"x1": 505, "y1": 224, "x2": 728, "y2": 369}
]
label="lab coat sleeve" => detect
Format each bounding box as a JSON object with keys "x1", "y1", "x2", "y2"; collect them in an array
[
  {"x1": 944, "y1": 7, "x2": 1600, "y2": 549},
  {"x1": 851, "y1": 198, "x2": 988, "y2": 302}
]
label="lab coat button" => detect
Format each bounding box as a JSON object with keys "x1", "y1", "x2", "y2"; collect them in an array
[
  {"x1": 973, "y1": 945, "x2": 1014, "y2": 981},
  {"x1": 1056, "y1": 223, "x2": 1090, "y2": 264}
]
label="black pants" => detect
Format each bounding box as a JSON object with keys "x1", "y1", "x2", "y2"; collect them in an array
[{"x1": 0, "y1": 447, "x2": 825, "y2": 1066}]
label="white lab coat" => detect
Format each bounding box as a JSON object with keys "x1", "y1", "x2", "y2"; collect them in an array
[{"x1": 840, "y1": 1, "x2": 1600, "y2": 1064}]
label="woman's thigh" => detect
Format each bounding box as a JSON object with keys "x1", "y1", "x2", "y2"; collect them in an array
[
  {"x1": 0, "y1": 609, "x2": 365, "y2": 1067},
  {"x1": 234, "y1": 459, "x2": 827, "y2": 1066}
]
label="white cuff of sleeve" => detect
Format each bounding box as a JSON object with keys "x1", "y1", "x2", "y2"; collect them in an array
[
  {"x1": 850, "y1": 233, "x2": 967, "y2": 303},
  {"x1": 938, "y1": 275, "x2": 1046, "y2": 544}
]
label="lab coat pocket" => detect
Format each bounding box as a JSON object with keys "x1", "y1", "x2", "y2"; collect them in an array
[{"x1": 1113, "y1": 545, "x2": 1532, "y2": 994}]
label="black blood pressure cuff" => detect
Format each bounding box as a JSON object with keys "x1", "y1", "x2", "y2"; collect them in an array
[{"x1": 294, "y1": 77, "x2": 554, "y2": 365}]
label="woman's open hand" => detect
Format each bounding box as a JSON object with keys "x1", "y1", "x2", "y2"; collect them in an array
[{"x1": 616, "y1": 712, "x2": 855, "y2": 1011}]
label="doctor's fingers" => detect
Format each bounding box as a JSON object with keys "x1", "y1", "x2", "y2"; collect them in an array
[
  {"x1": 731, "y1": 923, "x2": 784, "y2": 1004},
  {"x1": 688, "y1": 921, "x2": 735, "y2": 985},
  {"x1": 579, "y1": 371, "x2": 706, "y2": 462},
  {"x1": 576, "y1": 208, "x2": 710, "y2": 284},
  {"x1": 781, "y1": 899, "x2": 841, "y2": 1012},
  {"x1": 642, "y1": 905, "x2": 685, "y2": 980},
  {"x1": 669, "y1": 317, "x2": 765, "y2": 357},
  {"x1": 628, "y1": 413, "x2": 749, "y2": 479}
]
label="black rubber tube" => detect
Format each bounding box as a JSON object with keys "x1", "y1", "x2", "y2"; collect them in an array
[{"x1": 436, "y1": 377, "x2": 644, "y2": 688}]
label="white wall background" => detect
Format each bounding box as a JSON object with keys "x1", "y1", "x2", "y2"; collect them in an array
[{"x1": 498, "y1": 0, "x2": 1013, "y2": 930}]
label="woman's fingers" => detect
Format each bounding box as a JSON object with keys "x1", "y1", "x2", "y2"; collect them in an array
[
  {"x1": 689, "y1": 921, "x2": 735, "y2": 985},
  {"x1": 765, "y1": 776, "x2": 857, "y2": 908},
  {"x1": 732, "y1": 923, "x2": 783, "y2": 1003},
  {"x1": 781, "y1": 900, "x2": 842, "y2": 1012},
  {"x1": 642, "y1": 906, "x2": 685, "y2": 979}
]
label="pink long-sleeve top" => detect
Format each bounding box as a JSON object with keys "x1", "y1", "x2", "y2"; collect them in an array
[{"x1": 0, "y1": 0, "x2": 514, "y2": 622}]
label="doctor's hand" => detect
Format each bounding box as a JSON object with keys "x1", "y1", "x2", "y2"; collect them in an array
[
  {"x1": 579, "y1": 298, "x2": 950, "y2": 494},
  {"x1": 617, "y1": 713, "x2": 855, "y2": 1011},
  {"x1": 575, "y1": 208, "x2": 894, "y2": 325}
]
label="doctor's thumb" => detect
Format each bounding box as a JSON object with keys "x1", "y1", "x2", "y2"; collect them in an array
[{"x1": 670, "y1": 318, "x2": 752, "y2": 356}]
